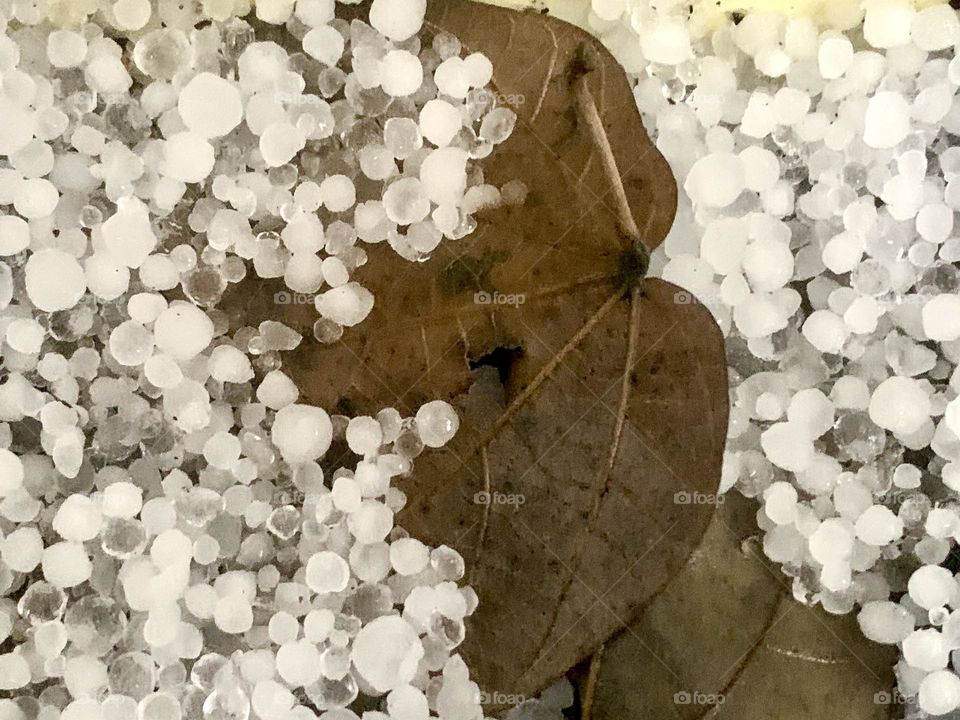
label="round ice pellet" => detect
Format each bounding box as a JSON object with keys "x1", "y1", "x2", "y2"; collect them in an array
[
  {"x1": 302, "y1": 25, "x2": 344, "y2": 66},
  {"x1": 923, "y1": 295, "x2": 960, "y2": 342},
  {"x1": 346, "y1": 416, "x2": 383, "y2": 456},
  {"x1": 434, "y1": 57, "x2": 470, "y2": 98},
  {"x1": 864, "y1": 92, "x2": 910, "y2": 149},
  {"x1": 684, "y1": 152, "x2": 745, "y2": 208},
  {"x1": 305, "y1": 551, "x2": 349, "y2": 594},
  {"x1": 383, "y1": 178, "x2": 430, "y2": 225},
  {"x1": 1, "y1": 526, "x2": 42, "y2": 573},
  {"x1": 857, "y1": 601, "x2": 915, "y2": 644},
  {"x1": 380, "y1": 50, "x2": 423, "y2": 97},
  {"x1": 920, "y1": 670, "x2": 960, "y2": 715},
  {"x1": 347, "y1": 501, "x2": 394, "y2": 543},
  {"x1": 272, "y1": 404, "x2": 332, "y2": 463},
  {"x1": 419, "y1": 147, "x2": 468, "y2": 206},
  {"x1": 868, "y1": 376, "x2": 930, "y2": 435},
  {"x1": 351, "y1": 615, "x2": 423, "y2": 692},
  {"x1": 0, "y1": 216, "x2": 29, "y2": 255},
  {"x1": 213, "y1": 595, "x2": 253, "y2": 634},
  {"x1": 419, "y1": 100, "x2": 462, "y2": 147},
  {"x1": 42, "y1": 541, "x2": 91, "y2": 588},
  {"x1": 389, "y1": 538, "x2": 429, "y2": 575},
  {"x1": 178, "y1": 72, "x2": 243, "y2": 138},
  {"x1": 260, "y1": 123, "x2": 305, "y2": 167},
  {"x1": 369, "y1": 0, "x2": 426, "y2": 42},
  {"x1": 415, "y1": 401, "x2": 459, "y2": 448},
  {"x1": 25, "y1": 249, "x2": 86, "y2": 312},
  {"x1": 315, "y1": 283, "x2": 374, "y2": 327},
  {"x1": 909, "y1": 565, "x2": 957, "y2": 610},
  {"x1": 162, "y1": 132, "x2": 215, "y2": 183},
  {"x1": 320, "y1": 175, "x2": 356, "y2": 213},
  {"x1": 47, "y1": 30, "x2": 87, "y2": 68}
]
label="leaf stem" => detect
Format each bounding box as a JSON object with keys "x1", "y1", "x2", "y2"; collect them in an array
[
  {"x1": 581, "y1": 643, "x2": 605, "y2": 720},
  {"x1": 571, "y1": 43, "x2": 641, "y2": 247}
]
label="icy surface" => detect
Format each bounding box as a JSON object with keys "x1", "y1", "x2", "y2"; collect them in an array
[{"x1": 0, "y1": 1, "x2": 513, "y2": 719}]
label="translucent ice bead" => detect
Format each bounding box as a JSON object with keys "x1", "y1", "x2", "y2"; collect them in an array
[
  {"x1": 17, "y1": 582, "x2": 67, "y2": 624},
  {"x1": 266, "y1": 505, "x2": 301, "y2": 540},
  {"x1": 133, "y1": 29, "x2": 191, "y2": 80},
  {"x1": 431, "y1": 546, "x2": 465, "y2": 581},
  {"x1": 304, "y1": 673, "x2": 359, "y2": 711},
  {"x1": 202, "y1": 686, "x2": 250, "y2": 720},
  {"x1": 833, "y1": 412, "x2": 886, "y2": 462},
  {"x1": 190, "y1": 654, "x2": 228, "y2": 691},
  {"x1": 108, "y1": 652, "x2": 157, "y2": 701},
  {"x1": 415, "y1": 401, "x2": 459, "y2": 448},
  {"x1": 63, "y1": 594, "x2": 127, "y2": 656}
]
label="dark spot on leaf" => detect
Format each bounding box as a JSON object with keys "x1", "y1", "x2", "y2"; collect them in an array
[
  {"x1": 567, "y1": 42, "x2": 598, "y2": 83},
  {"x1": 439, "y1": 256, "x2": 493, "y2": 295},
  {"x1": 525, "y1": 190, "x2": 546, "y2": 208},
  {"x1": 614, "y1": 245, "x2": 650, "y2": 293}
]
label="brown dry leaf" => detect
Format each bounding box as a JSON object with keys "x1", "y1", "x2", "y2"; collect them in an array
[
  {"x1": 233, "y1": 0, "x2": 728, "y2": 701},
  {"x1": 588, "y1": 494, "x2": 897, "y2": 719}
]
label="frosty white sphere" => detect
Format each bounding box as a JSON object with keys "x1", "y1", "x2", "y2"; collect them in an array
[
  {"x1": 923, "y1": 295, "x2": 960, "y2": 342},
  {"x1": 919, "y1": 670, "x2": 960, "y2": 715},
  {"x1": 868, "y1": 377, "x2": 930, "y2": 435},
  {"x1": 351, "y1": 615, "x2": 423, "y2": 692},
  {"x1": 908, "y1": 565, "x2": 957, "y2": 610},
  {"x1": 305, "y1": 550, "x2": 349, "y2": 594},
  {"x1": 369, "y1": 0, "x2": 426, "y2": 41},
  {"x1": 684, "y1": 152, "x2": 745, "y2": 208},
  {"x1": 271, "y1": 405, "x2": 332, "y2": 463},
  {"x1": 178, "y1": 72, "x2": 243, "y2": 138},
  {"x1": 857, "y1": 601, "x2": 915, "y2": 644},
  {"x1": 416, "y1": 401, "x2": 459, "y2": 448},
  {"x1": 154, "y1": 302, "x2": 214, "y2": 360}
]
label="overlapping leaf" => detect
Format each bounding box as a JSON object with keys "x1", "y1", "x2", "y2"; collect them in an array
[
  {"x1": 235, "y1": 0, "x2": 728, "y2": 701},
  {"x1": 588, "y1": 494, "x2": 897, "y2": 719}
]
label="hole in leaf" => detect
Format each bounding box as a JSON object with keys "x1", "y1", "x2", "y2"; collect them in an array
[{"x1": 469, "y1": 345, "x2": 524, "y2": 387}]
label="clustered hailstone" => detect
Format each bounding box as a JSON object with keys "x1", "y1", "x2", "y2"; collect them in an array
[
  {"x1": 0, "y1": 0, "x2": 527, "y2": 718},
  {"x1": 539, "y1": 0, "x2": 960, "y2": 716}
]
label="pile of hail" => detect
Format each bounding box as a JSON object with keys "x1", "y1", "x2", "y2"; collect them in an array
[
  {"x1": 526, "y1": 0, "x2": 960, "y2": 716},
  {"x1": 0, "y1": 0, "x2": 522, "y2": 719}
]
